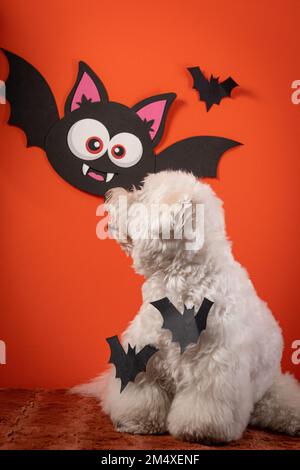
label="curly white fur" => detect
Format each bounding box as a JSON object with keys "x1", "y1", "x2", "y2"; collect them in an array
[{"x1": 74, "y1": 170, "x2": 300, "y2": 442}]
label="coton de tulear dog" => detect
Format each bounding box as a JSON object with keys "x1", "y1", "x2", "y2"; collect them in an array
[{"x1": 75, "y1": 170, "x2": 300, "y2": 443}]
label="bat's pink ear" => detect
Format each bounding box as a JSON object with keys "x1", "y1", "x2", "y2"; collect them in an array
[
  {"x1": 65, "y1": 62, "x2": 109, "y2": 113},
  {"x1": 132, "y1": 93, "x2": 176, "y2": 147}
]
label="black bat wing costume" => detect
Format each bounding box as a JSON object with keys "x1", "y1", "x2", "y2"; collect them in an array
[
  {"x1": 151, "y1": 297, "x2": 214, "y2": 353},
  {"x1": 1, "y1": 49, "x2": 241, "y2": 196},
  {"x1": 107, "y1": 297, "x2": 213, "y2": 391},
  {"x1": 107, "y1": 335, "x2": 158, "y2": 392}
]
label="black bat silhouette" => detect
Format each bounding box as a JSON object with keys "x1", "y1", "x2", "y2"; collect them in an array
[
  {"x1": 107, "y1": 335, "x2": 158, "y2": 392},
  {"x1": 151, "y1": 297, "x2": 214, "y2": 353},
  {"x1": 1, "y1": 49, "x2": 241, "y2": 196},
  {"x1": 188, "y1": 66, "x2": 239, "y2": 111}
]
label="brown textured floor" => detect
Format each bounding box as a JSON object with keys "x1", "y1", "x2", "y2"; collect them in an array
[{"x1": 0, "y1": 389, "x2": 299, "y2": 450}]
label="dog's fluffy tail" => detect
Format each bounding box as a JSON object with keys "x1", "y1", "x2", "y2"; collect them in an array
[
  {"x1": 250, "y1": 372, "x2": 300, "y2": 435},
  {"x1": 70, "y1": 372, "x2": 108, "y2": 400}
]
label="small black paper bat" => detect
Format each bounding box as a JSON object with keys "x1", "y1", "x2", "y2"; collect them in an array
[
  {"x1": 107, "y1": 335, "x2": 158, "y2": 392},
  {"x1": 1, "y1": 49, "x2": 241, "y2": 196},
  {"x1": 188, "y1": 66, "x2": 239, "y2": 112},
  {"x1": 151, "y1": 297, "x2": 214, "y2": 353}
]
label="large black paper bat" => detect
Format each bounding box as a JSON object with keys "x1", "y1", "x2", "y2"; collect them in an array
[
  {"x1": 1, "y1": 49, "x2": 241, "y2": 196},
  {"x1": 151, "y1": 297, "x2": 214, "y2": 353},
  {"x1": 107, "y1": 335, "x2": 158, "y2": 392},
  {"x1": 188, "y1": 66, "x2": 239, "y2": 112}
]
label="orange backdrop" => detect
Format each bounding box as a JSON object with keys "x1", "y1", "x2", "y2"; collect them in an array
[{"x1": 0, "y1": 0, "x2": 299, "y2": 388}]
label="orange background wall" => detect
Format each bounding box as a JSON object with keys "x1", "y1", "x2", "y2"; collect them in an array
[{"x1": 0, "y1": 0, "x2": 299, "y2": 388}]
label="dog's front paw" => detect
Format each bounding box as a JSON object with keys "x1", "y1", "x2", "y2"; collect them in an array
[
  {"x1": 114, "y1": 418, "x2": 166, "y2": 435},
  {"x1": 167, "y1": 391, "x2": 245, "y2": 444},
  {"x1": 167, "y1": 415, "x2": 228, "y2": 444},
  {"x1": 106, "y1": 381, "x2": 170, "y2": 435}
]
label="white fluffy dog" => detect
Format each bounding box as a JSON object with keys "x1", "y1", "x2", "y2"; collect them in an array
[{"x1": 76, "y1": 170, "x2": 300, "y2": 442}]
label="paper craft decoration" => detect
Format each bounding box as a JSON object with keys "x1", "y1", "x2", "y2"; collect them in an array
[
  {"x1": 151, "y1": 297, "x2": 214, "y2": 353},
  {"x1": 2, "y1": 49, "x2": 241, "y2": 196},
  {"x1": 107, "y1": 335, "x2": 158, "y2": 392},
  {"x1": 188, "y1": 66, "x2": 239, "y2": 111}
]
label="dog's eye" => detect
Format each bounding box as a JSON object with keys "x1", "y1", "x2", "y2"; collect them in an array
[
  {"x1": 67, "y1": 119, "x2": 110, "y2": 160},
  {"x1": 108, "y1": 133, "x2": 143, "y2": 168}
]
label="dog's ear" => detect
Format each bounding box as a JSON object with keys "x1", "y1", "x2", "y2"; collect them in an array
[
  {"x1": 105, "y1": 187, "x2": 128, "y2": 204},
  {"x1": 105, "y1": 187, "x2": 135, "y2": 254},
  {"x1": 148, "y1": 192, "x2": 196, "y2": 243}
]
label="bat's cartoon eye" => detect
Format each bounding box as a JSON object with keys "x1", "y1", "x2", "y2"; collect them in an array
[
  {"x1": 111, "y1": 144, "x2": 126, "y2": 159},
  {"x1": 67, "y1": 118, "x2": 110, "y2": 160},
  {"x1": 108, "y1": 133, "x2": 143, "y2": 168},
  {"x1": 86, "y1": 136, "x2": 103, "y2": 154}
]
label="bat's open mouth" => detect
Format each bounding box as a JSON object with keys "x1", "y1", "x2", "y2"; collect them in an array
[{"x1": 82, "y1": 163, "x2": 116, "y2": 183}]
